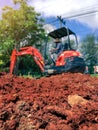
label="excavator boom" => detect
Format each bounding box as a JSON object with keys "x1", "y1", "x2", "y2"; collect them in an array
[{"x1": 10, "y1": 46, "x2": 45, "y2": 74}]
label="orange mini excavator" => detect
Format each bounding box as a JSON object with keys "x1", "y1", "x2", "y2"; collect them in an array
[{"x1": 10, "y1": 27, "x2": 86, "y2": 75}]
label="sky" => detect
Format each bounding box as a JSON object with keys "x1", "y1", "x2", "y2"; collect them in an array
[{"x1": 0, "y1": 0, "x2": 98, "y2": 40}]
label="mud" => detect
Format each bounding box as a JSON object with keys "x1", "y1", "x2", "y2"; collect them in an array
[{"x1": 0, "y1": 72, "x2": 98, "y2": 130}]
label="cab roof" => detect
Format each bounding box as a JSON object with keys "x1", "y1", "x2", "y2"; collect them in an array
[{"x1": 48, "y1": 27, "x2": 75, "y2": 39}]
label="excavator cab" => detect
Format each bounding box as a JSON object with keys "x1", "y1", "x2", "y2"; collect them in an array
[
  {"x1": 44, "y1": 27, "x2": 78, "y2": 67},
  {"x1": 48, "y1": 27, "x2": 78, "y2": 51}
]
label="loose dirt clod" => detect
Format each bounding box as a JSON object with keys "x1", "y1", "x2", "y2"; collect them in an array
[
  {"x1": 0, "y1": 72, "x2": 98, "y2": 130},
  {"x1": 68, "y1": 94, "x2": 88, "y2": 107}
]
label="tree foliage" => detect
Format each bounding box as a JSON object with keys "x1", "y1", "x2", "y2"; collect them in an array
[
  {"x1": 80, "y1": 34, "x2": 98, "y2": 73},
  {"x1": 0, "y1": 0, "x2": 45, "y2": 72},
  {"x1": 0, "y1": 0, "x2": 45, "y2": 48}
]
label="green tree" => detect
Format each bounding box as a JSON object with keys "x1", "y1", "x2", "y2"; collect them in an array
[
  {"x1": 0, "y1": 0, "x2": 45, "y2": 73},
  {"x1": 80, "y1": 34, "x2": 98, "y2": 74},
  {"x1": 0, "y1": 0, "x2": 45, "y2": 48}
]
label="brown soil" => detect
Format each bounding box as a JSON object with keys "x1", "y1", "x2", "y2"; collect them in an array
[{"x1": 0, "y1": 72, "x2": 98, "y2": 130}]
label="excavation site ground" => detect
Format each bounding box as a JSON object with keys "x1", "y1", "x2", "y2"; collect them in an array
[{"x1": 0, "y1": 72, "x2": 98, "y2": 130}]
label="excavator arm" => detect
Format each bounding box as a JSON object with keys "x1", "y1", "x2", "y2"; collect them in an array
[{"x1": 10, "y1": 46, "x2": 45, "y2": 74}]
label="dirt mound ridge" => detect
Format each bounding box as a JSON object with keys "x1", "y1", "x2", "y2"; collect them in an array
[{"x1": 0, "y1": 72, "x2": 98, "y2": 130}]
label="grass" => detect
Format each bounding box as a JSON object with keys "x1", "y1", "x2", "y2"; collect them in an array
[
  {"x1": 19, "y1": 72, "x2": 43, "y2": 79},
  {"x1": 91, "y1": 74, "x2": 98, "y2": 77}
]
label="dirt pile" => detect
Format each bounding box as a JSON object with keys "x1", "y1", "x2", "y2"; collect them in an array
[{"x1": 0, "y1": 72, "x2": 98, "y2": 130}]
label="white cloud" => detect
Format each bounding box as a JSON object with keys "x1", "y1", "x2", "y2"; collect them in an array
[
  {"x1": 0, "y1": 0, "x2": 98, "y2": 29},
  {"x1": 43, "y1": 24, "x2": 56, "y2": 34},
  {"x1": 77, "y1": 12, "x2": 98, "y2": 29},
  {"x1": 29, "y1": 0, "x2": 98, "y2": 29}
]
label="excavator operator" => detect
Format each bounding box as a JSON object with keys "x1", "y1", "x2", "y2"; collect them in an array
[{"x1": 50, "y1": 38, "x2": 63, "y2": 62}]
